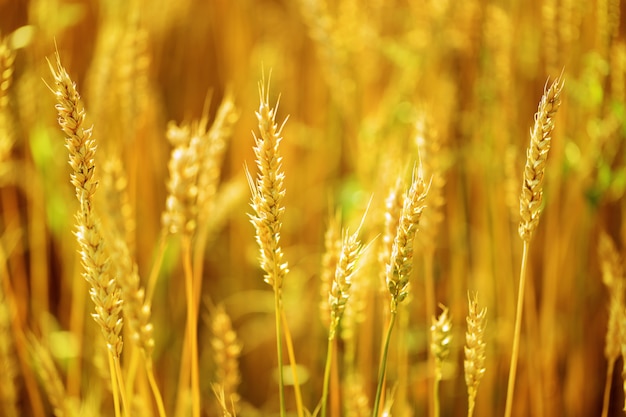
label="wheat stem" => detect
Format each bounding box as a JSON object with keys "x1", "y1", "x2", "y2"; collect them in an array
[
  {"x1": 321, "y1": 335, "x2": 334, "y2": 417},
  {"x1": 281, "y1": 310, "x2": 304, "y2": 417},
  {"x1": 182, "y1": 236, "x2": 200, "y2": 417},
  {"x1": 372, "y1": 310, "x2": 396, "y2": 417},
  {"x1": 601, "y1": 358, "x2": 616, "y2": 417},
  {"x1": 504, "y1": 240, "x2": 529, "y2": 417}
]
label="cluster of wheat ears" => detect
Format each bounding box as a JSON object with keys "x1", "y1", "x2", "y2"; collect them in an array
[{"x1": 0, "y1": 1, "x2": 626, "y2": 416}]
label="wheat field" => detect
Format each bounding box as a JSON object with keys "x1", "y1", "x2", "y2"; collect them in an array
[{"x1": 0, "y1": 0, "x2": 625, "y2": 416}]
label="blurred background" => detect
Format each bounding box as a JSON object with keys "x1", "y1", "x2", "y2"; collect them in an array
[{"x1": 0, "y1": 0, "x2": 625, "y2": 416}]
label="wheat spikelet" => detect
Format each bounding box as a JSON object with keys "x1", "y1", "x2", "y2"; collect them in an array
[
  {"x1": 211, "y1": 305, "x2": 242, "y2": 414},
  {"x1": 246, "y1": 79, "x2": 289, "y2": 290},
  {"x1": 343, "y1": 373, "x2": 370, "y2": 417},
  {"x1": 464, "y1": 293, "x2": 487, "y2": 417},
  {"x1": 386, "y1": 165, "x2": 429, "y2": 312},
  {"x1": 518, "y1": 75, "x2": 564, "y2": 242},
  {"x1": 48, "y1": 52, "x2": 123, "y2": 357}
]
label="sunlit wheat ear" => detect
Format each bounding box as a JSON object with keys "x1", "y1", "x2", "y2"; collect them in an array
[
  {"x1": 211, "y1": 305, "x2": 242, "y2": 415},
  {"x1": 28, "y1": 335, "x2": 78, "y2": 417},
  {"x1": 518, "y1": 74, "x2": 564, "y2": 242},
  {"x1": 246, "y1": 78, "x2": 289, "y2": 291},
  {"x1": 386, "y1": 165, "x2": 429, "y2": 312},
  {"x1": 328, "y1": 223, "x2": 367, "y2": 340},
  {"x1": 48, "y1": 52, "x2": 123, "y2": 358},
  {"x1": 464, "y1": 293, "x2": 487, "y2": 417}
]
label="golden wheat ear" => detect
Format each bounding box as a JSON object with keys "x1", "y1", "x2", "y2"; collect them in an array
[{"x1": 464, "y1": 292, "x2": 487, "y2": 417}]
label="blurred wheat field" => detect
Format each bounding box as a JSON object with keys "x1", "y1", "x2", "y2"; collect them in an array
[{"x1": 0, "y1": 0, "x2": 625, "y2": 416}]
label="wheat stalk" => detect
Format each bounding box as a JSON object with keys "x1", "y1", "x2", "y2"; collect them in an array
[
  {"x1": 505, "y1": 75, "x2": 564, "y2": 417},
  {"x1": 373, "y1": 165, "x2": 428, "y2": 417},
  {"x1": 246, "y1": 76, "x2": 291, "y2": 417}
]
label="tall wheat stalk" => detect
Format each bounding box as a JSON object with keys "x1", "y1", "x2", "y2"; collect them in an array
[
  {"x1": 504, "y1": 75, "x2": 564, "y2": 417},
  {"x1": 246, "y1": 76, "x2": 290, "y2": 417},
  {"x1": 47, "y1": 51, "x2": 128, "y2": 417},
  {"x1": 373, "y1": 165, "x2": 428, "y2": 417}
]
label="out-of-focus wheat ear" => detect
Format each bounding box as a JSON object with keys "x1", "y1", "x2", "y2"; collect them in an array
[
  {"x1": 599, "y1": 231, "x2": 624, "y2": 417},
  {"x1": 0, "y1": 33, "x2": 16, "y2": 162},
  {"x1": 386, "y1": 165, "x2": 429, "y2": 312},
  {"x1": 197, "y1": 92, "x2": 240, "y2": 226},
  {"x1": 518, "y1": 75, "x2": 564, "y2": 242},
  {"x1": 211, "y1": 305, "x2": 242, "y2": 415},
  {"x1": 102, "y1": 156, "x2": 136, "y2": 255},
  {"x1": 162, "y1": 121, "x2": 202, "y2": 236},
  {"x1": 28, "y1": 335, "x2": 78, "y2": 417},
  {"x1": 343, "y1": 373, "x2": 370, "y2": 417},
  {"x1": 610, "y1": 41, "x2": 625, "y2": 103},
  {"x1": 0, "y1": 276, "x2": 18, "y2": 417},
  {"x1": 464, "y1": 293, "x2": 487, "y2": 417},
  {"x1": 430, "y1": 304, "x2": 452, "y2": 417},
  {"x1": 320, "y1": 210, "x2": 342, "y2": 330}
]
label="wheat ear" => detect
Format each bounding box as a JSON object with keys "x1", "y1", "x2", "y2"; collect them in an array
[
  {"x1": 211, "y1": 305, "x2": 242, "y2": 415},
  {"x1": 599, "y1": 231, "x2": 624, "y2": 417},
  {"x1": 430, "y1": 304, "x2": 452, "y2": 417},
  {"x1": 505, "y1": 75, "x2": 564, "y2": 417},
  {"x1": 464, "y1": 293, "x2": 487, "y2": 417},
  {"x1": 47, "y1": 51, "x2": 127, "y2": 417},
  {"x1": 246, "y1": 76, "x2": 290, "y2": 417},
  {"x1": 373, "y1": 165, "x2": 429, "y2": 417}
]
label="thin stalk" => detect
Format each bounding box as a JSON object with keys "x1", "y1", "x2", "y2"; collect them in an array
[
  {"x1": 372, "y1": 310, "x2": 397, "y2": 417},
  {"x1": 433, "y1": 374, "x2": 440, "y2": 417},
  {"x1": 424, "y1": 247, "x2": 436, "y2": 417},
  {"x1": 601, "y1": 358, "x2": 616, "y2": 417},
  {"x1": 146, "y1": 360, "x2": 168, "y2": 417},
  {"x1": 281, "y1": 310, "x2": 304, "y2": 417},
  {"x1": 468, "y1": 399, "x2": 475, "y2": 417},
  {"x1": 274, "y1": 290, "x2": 286, "y2": 417},
  {"x1": 182, "y1": 236, "x2": 200, "y2": 417},
  {"x1": 504, "y1": 240, "x2": 530, "y2": 417},
  {"x1": 321, "y1": 336, "x2": 334, "y2": 417},
  {"x1": 114, "y1": 356, "x2": 130, "y2": 417},
  {"x1": 108, "y1": 351, "x2": 122, "y2": 417}
]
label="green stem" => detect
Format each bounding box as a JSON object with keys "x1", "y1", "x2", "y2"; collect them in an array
[
  {"x1": 321, "y1": 335, "x2": 334, "y2": 417},
  {"x1": 274, "y1": 289, "x2": 286, "y2": 417},
  {"x1": 504, "y1": 240, "x2": 530, "y2": 417},
  {"x1": 372, "y1": 309, "x2": 397, "y2": 417}
]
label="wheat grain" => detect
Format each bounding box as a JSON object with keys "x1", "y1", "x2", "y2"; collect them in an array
[
  {"x1": 518, "y1": 75, "x2": 564, "y2": 242},
  {"x1": 0, "y1": 276, "x2": 18, "y2": 417},
  {"x1": 320, "y1": 211, "x2": 342, "y2": 329}
]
